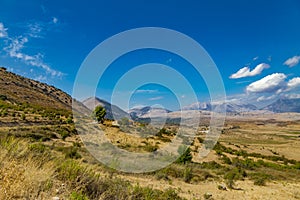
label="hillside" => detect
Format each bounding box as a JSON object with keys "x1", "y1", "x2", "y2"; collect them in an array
[
  {"x1": 1, "y1": 69, "x2": 300, "y2": 200},
  {"x1": 0, "y1": 69, "x2": 185, "y2": 199},
  {"x1": 82, "y1": 97, "x2": 129, "y2": 120},
  {"x1": 0, "y1": 67, "x2": 71, "y2": 111}
]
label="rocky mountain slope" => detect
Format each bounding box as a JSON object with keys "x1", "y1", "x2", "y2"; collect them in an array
[
  {"x1": 82, "y1": 97, "x2": 129, "y2": 120},
  {"x1": 182, "y1": 101, "x2": 257, "y2": 113},
  {"x1": 129, "y1": 106, "x2": 171, "y2": 119},
  {"x1": 264, "y1": 98, "x2": 300, "y2": 113},
  {"x1": 0, "y1": 67, "x2": 71, "y2": 111}
]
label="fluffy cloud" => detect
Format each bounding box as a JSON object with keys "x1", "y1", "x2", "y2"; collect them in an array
[
  {"x1": 287, "y1": 77, "x2": 300, "y2": 91},
  {"x1": 247, "y1": 73, "x2": 300, "y2": 94},
  {"x1": 284, "y1": 56, "x2": 300, "y2": 67},
  {"x1": 0, "y1": 22, "x2": 8, "y2": 38},
  {"x1": 230, "y1": 63, "x2": 270, "y2": 79},
  {"x1": 246, "y1": 73, "x2": 287, "y2": 93}
]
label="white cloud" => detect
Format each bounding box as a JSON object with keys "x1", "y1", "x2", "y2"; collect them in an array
[
  {"x1": 246, "y1": 73, "x2": 300, "y2": 95},
  {"x1": 27, "y1": 22, "x2": 43, "y2": 38},
  {"x1": 246, "y1": 73, "x2": 287, "y2": 93},
  {"x1": 257, "y1": 95, "x2": 276, "y2": 102},
  {"x1": 284, "y1": 93, "x2": 300, "y2": 99},
  {"x1": 253, "y1": 56, "x2": 259, "y2": 61},
  {"x1": 287, "y1": 77, "x2": 300, "y2": 91},
  {"x1": 284, "y1": 56, "x2": 300, "y2": 67},
  {"x1": 35, "y1": 75, "x2": 47, "y2": 82},
  {"x1": 5, "y1": 37, "x2": 63, "y2": 77},
  {"x1": 1, "y1": 23, "x2": 64, "y2": 78},
  {"x1": 52, "y1": 17, "x2": 58, "y2": 24},
  {"x1": 230, "y1": 63, "x2": 270, "y2": 79},
  {"x1": 149, "y1": 96, "x2": 163, "y2": 101},
  {"x1": 0, "y1": 22, "x2": 8, "y2": 38},
  {"x1": 135, "y1": 89, "x2": 158, "y2": 94}
]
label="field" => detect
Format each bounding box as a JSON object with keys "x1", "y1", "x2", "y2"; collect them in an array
[{"x1": 1, "y1": 100, "x2": 300, "y2": 199}]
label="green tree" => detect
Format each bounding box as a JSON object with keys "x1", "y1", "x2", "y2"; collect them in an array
[{"x1": 93, "y1": 105, "x2": 106, "y2": 123}]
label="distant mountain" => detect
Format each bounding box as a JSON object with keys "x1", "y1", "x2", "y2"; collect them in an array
[
  {"x1": 182, "y1": 101, "x2": 257, "y2": 113},
  {"x1": 182, "y1": 102, "x2": 211, "y2": 111},
  {"x1": 263, "y1": 98, "x2": 300, "y2": 113},
  {"x1": 212, "y1": 102, "x2": 257, "y2": 113},
  {"x1": 82, "y1": 97, "x2": 129, "y2": 120},
  {"x1": 129, "y1": 106, "x2": 171, "y2": 119}
]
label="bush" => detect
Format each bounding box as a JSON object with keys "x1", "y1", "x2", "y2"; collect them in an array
[
  {"x1": 29, "y1": 143, "x2": 46, "y2": 153},
  {"x1": 21, "y1": 113, "x2": 26, "y2": 120},
  {"x1": 66, "y1": 116, "x2": 73, "y2": 124},
  {"x1": 224, "y1": 167, "x2": 247, "y2": 189},
  {"x1": 249, "y1": 173, "x2": 271, "y2": 186},
  {"x1": 0, "y1": 94, "x2": 7, "y2": 101},
  {"x1": 144, "y1": 144, "x2": 158, "y2": 152},
  {"x1": 183, "y1": 166, "x2": 193, "y2": 183},
  {"x1": 176, "y1": 146, "x2": 192, "y2": 164},
  {"x1": 221, "y1": 155, "x2": 232, "y2": 165},
  {"x1": 59, "y1": 130, "x2": 70, "y2": 140},
  {"x1": 64, "y1": 147, "x2": 82, "y2": 159},
  {"x1": 93, "y1": 106, "x2": 106, "y2": 123},
  {"x1": 70, "y1": 191, "x2": 89, "y2": 200},
  {"x1": 253, "y1": 177, "x2": 267, "y2": 186}
]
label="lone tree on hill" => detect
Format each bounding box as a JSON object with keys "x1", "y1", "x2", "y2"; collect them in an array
[{"x1": 93, "y1": 105, "x2": 106, "y2": 123}]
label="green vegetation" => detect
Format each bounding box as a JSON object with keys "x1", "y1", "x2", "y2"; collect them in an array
[
  {"x1": 0, "y1": 135, "x2": 185, "y2": 200},
  {"x1": 176, "y1": 146, "x2": 192, "y2": 164},
  {"x1": 0, "y1": 94, "x2": 7, "y2": 101},
  {"x1": 93, "y1": 105, "x2": 106, "y2": 123}
]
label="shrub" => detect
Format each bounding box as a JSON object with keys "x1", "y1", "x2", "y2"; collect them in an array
[
  {"x1": 144, "y1": 144, "x2": 158, "y2": 152},
  {"x1": 93, "y1": 106, "x2": 106, "y2": 123},
  {"x1": 224, "y1": 167, "x2": 247, "y2": 189},
  {"x1": 0, "y1": 94, "x2": 7, "y2": 101},
  {"x1": 183, "y1": 166, "x2": 193, "y2": 183},
  {"x1": 249, "y1": 173, "x2": 271, "y2": 186},
  {"x1": 253, "y1": 177, "x2": 267, "y2": 186},
  {"x1": 221, "y1": 155, "x2": 232, "y2": 165},
  {"x1": 29, "y1": 143, "x2": 46, "y2": 153},
  {"x1": 70, "y1": 191, "x2": 89, "y2": 200},
  {"x1": 64, "y1": 147, "x2": 82, "y2": 159},
  {"x1": 176, "y1": 146, "x2": 192, "y2": 164},
  {"x1": 59, "y1": 130, "x2": 70, "y2": 140},
  {"x1": 66, "y1": 116, "x2": 73, "y2": 124},
  {"x1": 21, "y1": 113, "x2": 26, "y2": 120}
]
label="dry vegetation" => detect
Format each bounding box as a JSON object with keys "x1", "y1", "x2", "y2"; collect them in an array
[{"x1": 1, "y1": 68, "x2": 300, "y2": 199}]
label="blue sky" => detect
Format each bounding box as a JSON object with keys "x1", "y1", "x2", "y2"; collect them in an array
[{"x1": 1, "y1": 0, "x2": 300, "y2": 110}]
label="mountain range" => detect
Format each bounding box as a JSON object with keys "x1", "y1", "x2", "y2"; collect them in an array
[
  {"x1": 82, "y1": 96, "x2": 300, "y2": 120},
  {"x1": 263, "y1": 98, "x2": 300, "y2": 113},
  {"x1": 1, "y1": 67, "x2": 300, "y2": 122}
]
